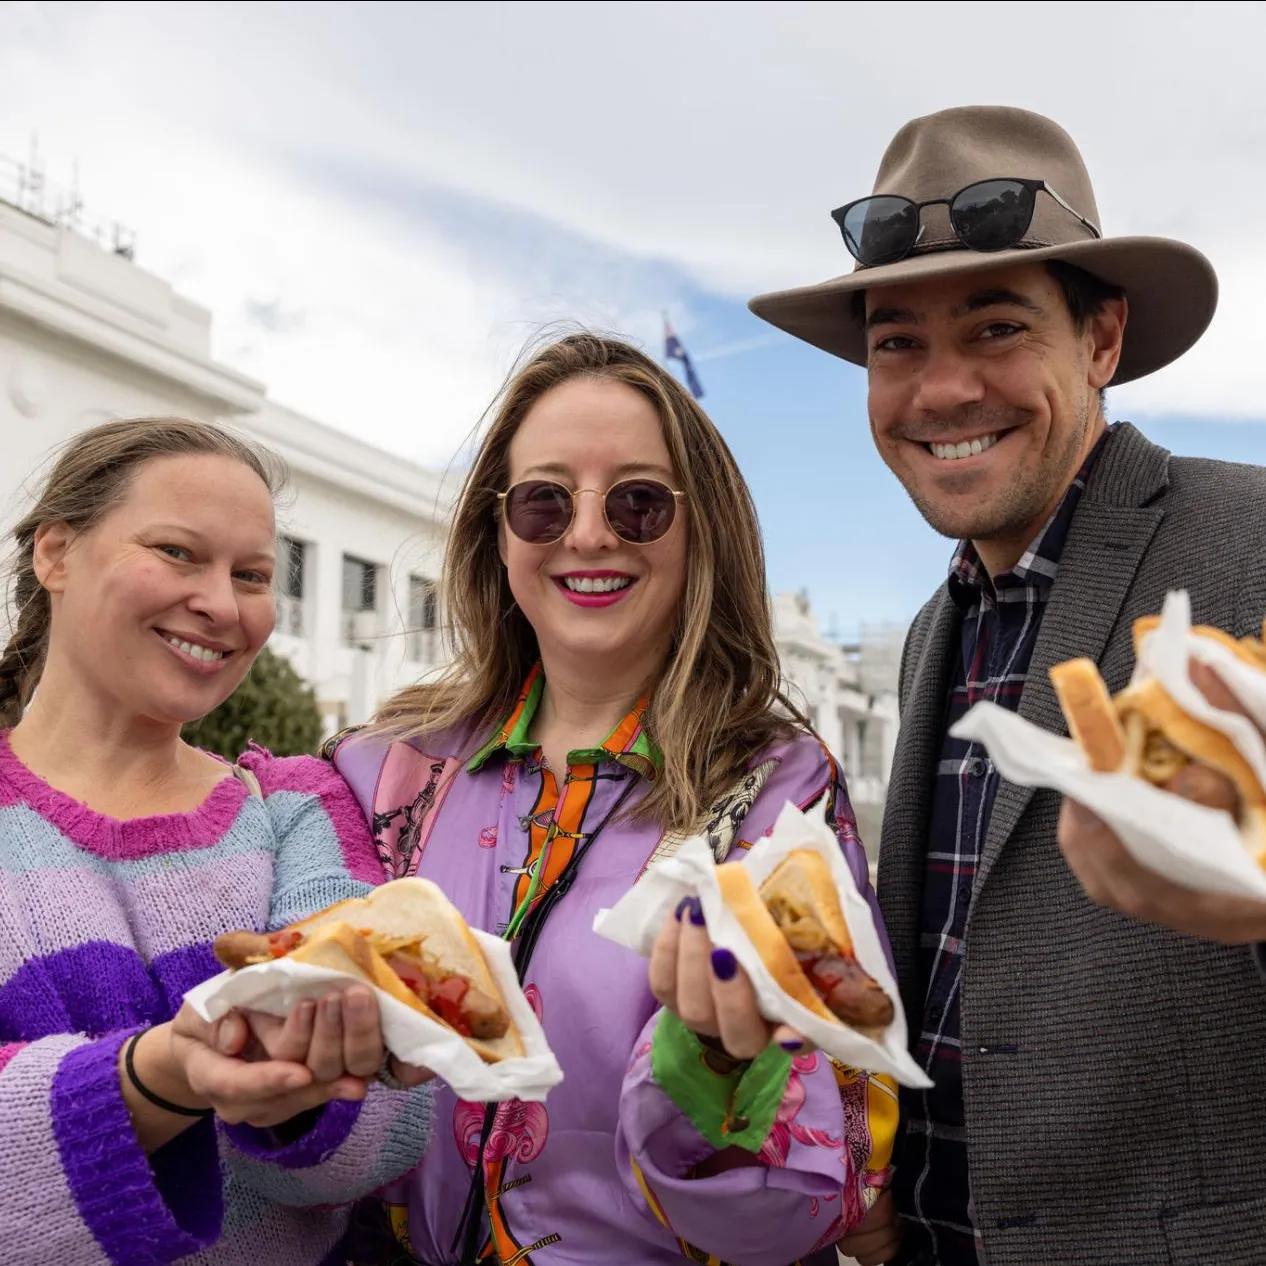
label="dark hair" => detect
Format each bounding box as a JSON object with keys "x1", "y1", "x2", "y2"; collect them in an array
[
  {"x1": 0, "y1": 416, "x2": 285, "y2": 728},
  {"x1": 849, "y1": 259, "x2": 1126, "y2": 331},
  {"x1": 1043, "y1": 260, "x2": 1127, "y2": 332}
]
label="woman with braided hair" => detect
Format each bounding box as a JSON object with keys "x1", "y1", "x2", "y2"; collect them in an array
[{"x1": 0, "y1": 416, "x2": 432, "y2": 1264}]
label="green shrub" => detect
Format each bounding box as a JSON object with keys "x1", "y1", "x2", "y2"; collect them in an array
[{"x1": 183, "y1": 645, "x2": 323, "y2": 759}]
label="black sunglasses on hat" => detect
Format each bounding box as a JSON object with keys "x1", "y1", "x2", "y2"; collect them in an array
[{"x1": 832, "y1": 177, "x2": 1102, "y2": 269}]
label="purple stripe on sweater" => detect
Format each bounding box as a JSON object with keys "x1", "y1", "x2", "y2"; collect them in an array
[
  {"x1": 0, "y1": 732, "x2": 248, "y2": 860},
  {"x1": 0, "y1": 941, "x2": 218, "y2": 1039},
  {"x1": 224, "y1": 1097, "x2": 361, "y2": 1169},
  {"x1": 152, "y1": 942, "x2": 222, "y2": 1012},
  {"x1": 126, "y1": 859, "x2": 274, "y2": 954},
  {"x1": 0, "y1": 942, "x2": 162, "y2": 1039},
  {"x1": 239, "y1": 750, "x2": 381, "y2": 884},
  {"x1": 52, "y1": 1028, "x2": 222, "y2": 1263}
]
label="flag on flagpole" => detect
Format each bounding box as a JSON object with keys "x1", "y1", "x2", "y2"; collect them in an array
[{"x1": 663, "y1": 317, "x2": 704, "y2": 399}]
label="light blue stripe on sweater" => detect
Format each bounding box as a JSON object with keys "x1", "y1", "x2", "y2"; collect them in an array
[
  {"x1": 264, "y1": 790, "x2": 375, "y2": 928},
  {"x1": 0, "y1": 800, "x2": 273, "y2": 880},
  {"x1": 364, "y1": 1084, "x2": 436, "y2": 1194},
  {"x1": 0, "y1": 795, "x2": 364, "y2": 903}
]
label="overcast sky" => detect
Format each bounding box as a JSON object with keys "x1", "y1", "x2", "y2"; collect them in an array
[{"x1": 2, "y1": 1, "x2": 1264, "y2": 633}]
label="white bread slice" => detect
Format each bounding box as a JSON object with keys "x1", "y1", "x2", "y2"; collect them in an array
[
  {"x1": 1052, "y1": 640, "x2": 1266, "y2": 871},
  {"x1": 1050, "y1": 658, "x2": 1128, "y2": 773},
  {"x1": 290, "y1": 879, "x2": 524, "y2": 1062},
  {"x1": 715, "y1": 862, "x2": 838, "y2": 1027}
]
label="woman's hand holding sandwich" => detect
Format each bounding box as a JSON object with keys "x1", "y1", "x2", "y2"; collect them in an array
[
  {"x1": 649, "y1": 896, "x2": 810, "y2": 1062},
  {"x1": 1058, "y1": 661, "x2": 1266, "y2": 943},
  {"x1": 156, "y1": 1004, "x2": 368, "y2": 1133},
  {"x1": 236, "y1": 985, "x2": 433, "y2": 1088},
  {"x1": 160, "y1": 987, "x2": 432, "y2": 1139},
  {"x1": 648, "y1": 851, "x2": 897, "y2": 1061},
  {"x1": 206, "y1": 877, "x2": 522, "y2": 1092}
]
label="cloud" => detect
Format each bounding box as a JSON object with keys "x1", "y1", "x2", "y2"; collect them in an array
[
  {"x1": 242, "y1": 297, "x2": 308, "y2": 337},
  {"x1": 1, "y1": 0, "x2": 1264, "y2": 467},
  {"x1": 692, "y1": 333, "x2": 783, "y2": 364}
]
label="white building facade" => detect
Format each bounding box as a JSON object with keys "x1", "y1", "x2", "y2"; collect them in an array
[
  {"x1": 0, "y1": 193, "x2": 451, "y2": 736},
  {"x1": 0, "y1": 187, "x2": 902, "y2": 849},
  {"x1": 773, "y1": 592, "x2": 902, "y2": 861}
]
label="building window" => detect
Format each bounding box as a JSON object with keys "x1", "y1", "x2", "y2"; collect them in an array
[
  {"x1": 342, "y1": 555, "x2": 377, "y2": 611},
  {"x1": 342, "y1": 554, "x2": 379, "y2": 646},
  {"x1": 276, "y1": 536, "x2": 307, "y2": 637},
  {"x1": 407, "y1": 575, "x2": 439, "y2": 663}
]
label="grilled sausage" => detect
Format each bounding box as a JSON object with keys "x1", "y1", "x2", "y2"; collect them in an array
[
  {"x1": 213, "y1": 930, "x2": 274, "y2": 969},
  {"x1": 799, "y1": 952, "x2": 896, "y2": 1028},
  {"x1": 1166, "y1": 762, "x2": 1241, "y2": 820}
]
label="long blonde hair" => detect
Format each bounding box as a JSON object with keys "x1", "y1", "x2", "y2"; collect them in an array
[
  {"x1": 373, "y1": 332, "x2": 802, "y2": 832},
  {"x1": 0, "y1": 416, "x2": 284, "y2": 728}
]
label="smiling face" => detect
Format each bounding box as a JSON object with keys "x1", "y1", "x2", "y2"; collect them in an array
[
  {"x1": 864, "y1": 261, "x2": 1126, "y2": 572},
  {"x1": 36, "y1": 453, "x2": 277, "y2": 728},
  {"x1": 498, "y1": 376, "x2": 688, "y2": 684}
]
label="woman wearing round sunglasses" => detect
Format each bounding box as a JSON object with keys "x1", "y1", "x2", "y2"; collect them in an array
[{"x1": 329, "y1": 332, "x2": 898, "y2": 1266}]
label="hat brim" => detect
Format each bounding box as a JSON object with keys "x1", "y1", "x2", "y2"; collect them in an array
[{"x1": 747, "y1": 236, "x2": 1217, "y2": 386}]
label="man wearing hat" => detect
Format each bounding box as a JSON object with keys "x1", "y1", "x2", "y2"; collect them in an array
[{"x1": 750, "y1": 106, "x2": 1266, "y2": 1265}]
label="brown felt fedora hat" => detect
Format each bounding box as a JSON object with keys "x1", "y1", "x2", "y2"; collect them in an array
[{"x1": 748, "y1": 105, "x2": 1217, "y2": 385}]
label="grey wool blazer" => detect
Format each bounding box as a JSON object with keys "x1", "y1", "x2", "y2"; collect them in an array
[{"x1": 878, "y1": 422, "x2": 1266, "y2": 1266}]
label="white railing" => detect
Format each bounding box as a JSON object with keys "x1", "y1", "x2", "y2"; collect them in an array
[
  {"x1": 406, "y1": 627, "x2": 444, "y2": 667},
  {"x1": 845, "y1": 774, "x2": 887, "y2": 807},
  {"x1": 342, "y1": 609, "x2": 379, "y2": 648},
  {"x1": 0, "y1": 152, "x2": 137, "y2": 258},
  {"x1": 275, "y1": 594, "x2": 306, "y2": 638}
]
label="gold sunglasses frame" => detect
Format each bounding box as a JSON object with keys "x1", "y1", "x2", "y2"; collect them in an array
[{"x1": 495, "y1": 478, "x2": 687, "y2": 545}]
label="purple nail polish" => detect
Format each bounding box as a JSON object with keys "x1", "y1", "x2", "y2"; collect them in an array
[
  {"x1": 780, "y1": 1038, "x2": 804, "y2": 1052},
  {"x1": 711, "y1": 947, "x2": 738, "y2": 980},
  {"x1": 674, "y1": 896, "x2": 691, "y2": 922},
  {"x1": 688, "y1": 898, "x2": 706, "y2": 927}
]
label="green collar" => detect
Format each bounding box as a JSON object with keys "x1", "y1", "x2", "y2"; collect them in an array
[{"x1": 467, "y1": 663, "x2": 662, "y2": 779}]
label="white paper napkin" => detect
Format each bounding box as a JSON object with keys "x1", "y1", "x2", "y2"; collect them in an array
[
  {"x1": 593, "y1": 800, "x2": 931, "y2": 1089},
  {"x1": 185, "y1": 929, "x2": 563, "y2": 1103},
  {"x1": 1135, "y1": 590, "x2": 1266, "y2": 776},
  {"x1": 951, "y1": 590, "x2": 1266, "y2": 901}
]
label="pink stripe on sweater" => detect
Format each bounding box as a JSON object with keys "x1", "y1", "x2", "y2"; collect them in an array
[
  {"x1": 318, "y1": 785, "x2": 381, "y2": 884},
  {"x1": 0, "y1": 732, "x2": 248, "y2": 860},
  {"x1": 0, "y1": 1042, "x2": 28, "y2": 1074},
  {"x1": 239, "y1": 750, "x2": 381, "y2": 885}
]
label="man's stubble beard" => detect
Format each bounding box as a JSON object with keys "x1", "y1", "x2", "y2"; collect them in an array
[{"x1": 900, "y1": 398, "x2": 1093, "y2": 544}]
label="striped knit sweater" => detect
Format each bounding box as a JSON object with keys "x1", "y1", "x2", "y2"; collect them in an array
[{"x1": 0, "y1": 734, "x2": 433, "y2": 1266}]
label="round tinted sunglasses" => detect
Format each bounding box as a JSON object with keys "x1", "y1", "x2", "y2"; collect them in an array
[
  {"x1": 831, "y1": 177, "x2": 1101, "y2": 269},
  {"x1": 497, "y1": 478, "x2": 685, "y2": 546}
]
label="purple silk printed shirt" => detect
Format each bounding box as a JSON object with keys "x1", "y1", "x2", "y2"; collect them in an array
[{"x1": 329, "y1": 673, "x2": 899, "y2": 1266}]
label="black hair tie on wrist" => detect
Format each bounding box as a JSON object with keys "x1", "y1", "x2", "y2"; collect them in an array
[{"x1": 124, "y1": 1031, "x2": 214, "y2": 1119}]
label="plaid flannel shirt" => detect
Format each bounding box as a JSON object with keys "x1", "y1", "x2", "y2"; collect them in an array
[{"x1": 893, "y1": 429, "x2": 1110, "y2": 1266}]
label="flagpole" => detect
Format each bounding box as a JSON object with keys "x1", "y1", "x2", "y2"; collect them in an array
[{"x1": 661, "y1": 312, "x2": 704, "y2": 400}]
